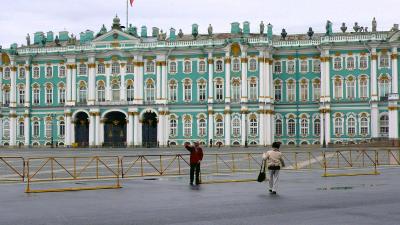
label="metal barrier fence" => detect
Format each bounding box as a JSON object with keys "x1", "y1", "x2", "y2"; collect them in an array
[
  {"x1": 0, "y1": 157, "x2": 25, "y2": 182},
  {"x1": 25, "y1": 156, "x2": 121, "y2": 193}
]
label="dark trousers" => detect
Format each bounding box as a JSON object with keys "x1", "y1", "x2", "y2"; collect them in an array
[{"x1": 190, "y1": 163, "x2": 201, "y2": 184}]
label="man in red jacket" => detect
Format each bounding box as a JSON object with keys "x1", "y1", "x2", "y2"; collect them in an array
[{"x1": 185, "y1": 142, "x2": 204, "y2": 185}]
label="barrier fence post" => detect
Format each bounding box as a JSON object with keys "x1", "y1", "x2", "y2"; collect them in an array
[
  {"x1": 323, "y1": 152, "x2": 327, "y2": 177},
  {"x1": 140, "y1": 156, "x2": 144, "y2": 176},
  {"x1": 159, "y1": 155, "x2": 163, "y2": 175},
  {"x1": 294, "y1": 152, "x2": 298, "y2": 170},
  {"x1": 25, "y1": 160, "x2": 30, "y2": 193},
  {"x1": 120, "y1": 157, "x2": 124, "y2": 178},
  {"x1": 215, "y1": 154, "x2": 219, "y2": 174},
  {"x1": 178, "y1": 155, "x2": 181, "y2": 175},
  {"x1": 73, "y1": 157, "x2": 77, "y2": 179},
  {"x1": 96, "y1": 156, "x2": 99, "y2": 179},
  {"x1": 51, "y1": 158, "x2": 54, "y2": 180},
  {"x1": 117, "y1": 157, "x2": 121, "y2": 188},
  {"x1": 232, "y1": 154, "x2": 236, "y2": 173},
  {"x1": 22, "y1": 158, "x2": 26, "y2": 182}
]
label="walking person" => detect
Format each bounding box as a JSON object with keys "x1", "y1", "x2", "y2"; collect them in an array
[
  {"x1": 185, "y1": 142, "x2": 204, "y2": 185},
  {"x1": 263, "y1": 142, "x2": 285, "y2": 195}
]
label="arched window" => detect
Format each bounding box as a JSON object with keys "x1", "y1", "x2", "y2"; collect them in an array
[
  {"x1": 111, "y1": 83, "x2": 120, "y2": 101},
  {"x1": 215, "y1": 118, "x2": 224, "y2": 136},
  {"x1": 287, "y1": 118, "x2": 295, "y2": 136},
  {"x1": 19, "y1": 68, "x2": 25, "y2": 79},
  {"x1": 18, "y1": 86, "x2": 25, "y2": 105},
  {"x1": 314, "y1": 118, "x2": 320, "y2": 136},
  {"x1": 232, "y1": 79, "x2": 241, "y2": 103},
  {"x1": 45, "y1": 85, "x2": 53, "y2": 104},
  {"x1": 33, "y1": 121, "x2": 40, "y2": 137},
  {"x1": 359, "y1": 56, "x2": 368, "y2": 69},
  {"x1": 360, "y1": 116, "x2": 369, "y2": 135},
  {"x1": 184, "y1": 61, "x2": 191, "y2": 73},
  {"x1": 300, "y1": 60, "x2": 308, "y2": 73},
  {"x1": 146, "y1": 61, "x2": 155, "y2": 73},
  {"x1": 232, "y1": 118, "x2": 241, "y2": 137},
  {"x1": 215, "y1": 60, "x2": 223, "y2": 72},
  {"x1": 126, "y1": 63, "x2": 134, "y2": 73},
  {"x1": 78, "y1": 83, "x2": 87, "y2": 103},
  {"x1": 145, "y1": 80, "x2": 155, "y2": 103},
  {"x1": 287, "y1": 80, "x2": 295, "y2": 102},
  {"x1": 249, "y1": 58, "x2": 257, "y2": 71},
  {"x1": 111, "y1": 62, "x2": 120, "y2": 74},
  {"x1": 248, "y1": 79, "x2": 257, "y2": 101},
  {"x1": 346, "y1": 77, "x2": 355, "y2": 99},
  {"x1": 215, "y1": 79, "x2": 224, "y2": 102},
  {"x1": 359, "y1": 76, "x2": 368, "y2": 98},
  {"x1": 275, "y1": 119, "x2": 282, "y2": 137},
  {"x1": 347, "y1": 117, "x2": 356, "y2": 136},
  {"x1": 183, "y1": 117, "x2": 192, "y2": 137},
  {"x1": 300, "y1": 118, "x2": 308, "y2": 136},
  {"x1": 249, "y1": 117, "x2": 258, "y2": 136},
  {"x1": 313, "y1": 79, "x2": 321, "y2": 101},
  {"x1": 334, "y1": 57, "x2": 342, "y2": 70},
  {"x1": 33, "y1": 67, "x2": 40, "y2": 78},
  {"x1": 334, "y1": 117, "x2": 343, "y2": 136},
  {"x1": 274, "y1": 81, "x2": 282, "y2": 102},
  {"x1": 169, "y1": 118, "x2": 177, "y2": 137},
  {"x1": 346, "y1": 57, "x2": 355, "y2": 70},
  {"x1": 287, "y1": 61, "x2": 295, "y2": 74},
  {"x1": 46, "y1": 66, "x2": 53, "y2": 78},
  {"x1": 33, "y1": 86, "x2": 40, "y2": 104},
  {"x1": 379, "y1": 53, "x2": 389, "y2": 68},
  {"x1": 378, "y1": 75, "x2": 391, "y2": 97},
  {"x1": 334, "y1": 78, "x2": 343, "y2": 99},
  {"x1": 126, "y1": 82, "x2": 134, "y2": 101},
  {"x1": 232, "y1": 58, "x2": 240, "y2": 72},
  {"x1": 4, "y1": 67, "x2": 10, "y2": 79},
  {"x1": 379, "y1": 115, "x2": 389, "y2": 136},
  {"x1": 59, "y1": 121, "x2": 65, "y2": 137},
  {"x1": 97, "y1": 82, "x2": 105, "y2": 102},
  {"x1": 45, "y1": 120, "x2": 52, "y2": 138},
  {"x1": 59, "y1": 84, "x2": 65, "y2": 104},
  {"x1": 313, "y1": 60, "x2": 321, "y2": 73},
  {"x1": 274, "y1": 61, "x2": 281, "y2": 73},
  {"x1": 18, "y1": 121, "x2": 24, "y2": 137},
  {"x1": 169, "y1": 61, "x2": 177, "y2": 73},
  {"x1": 3, "y1": 120, "x2": 10, "y2": 138},
  {"x1": 78, "y1": 64, "x2": 87, "y2": 75},
  {"x1": 199, "y1": 60, "x2": 206, "y2": 73},
  {"x1": 183, "y1": 79, "x2": 192, "y2": 102},
  {"x1": 300, "y1": 80, "x2": 308, "y2": 101},
  {"x1": 198, "y1": 118, "x2": 206, "y2": 137},
  {"x1": 169, "y1": 80, "x2": 177, "y2": 102},
  {"x1": 59, "y1": 66, "x2": 66, "y2": 77},
  {"x1": 198, "y1": 80, "x2": 207, "y2": 102},
  {"x1": 97, "y1": 63, "x2": 105, "y2": 74}
]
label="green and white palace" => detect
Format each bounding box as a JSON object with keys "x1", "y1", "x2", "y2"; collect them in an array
[{"x1": 0, "y1": 16, "x2": 399, "y2": 148}]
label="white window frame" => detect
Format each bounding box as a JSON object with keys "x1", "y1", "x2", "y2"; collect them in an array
[
  {"x1": 300, "y1": 60, "x2": 308, "y2": 73},
  {"x1": 183, "y1": 60, "x2": 192, "y2": 74},
  {"x1": 198, "y1": 60, "x2": 206, "y2": 73},
  {"x1": 346, "y1": 56, "x2": 355, "y2": 70},
  {"x1": 359, "y1": 56, "x2": 368, "y2": 70},
  {"x1": 248, "y1": 58, "x2": 257, "y2": 72},
  {"x1": 169, "y1": 61, "x2": 177, "y2": 74},
  {"x1": 333, "y1": 57, "x2": 342, "y2": 70},
  {"x1": 215, "y1": 60, "x2": 224, "y2": 73},
  {"x1": 286, "y1": 60, "x2": 295, "y2": 74}
]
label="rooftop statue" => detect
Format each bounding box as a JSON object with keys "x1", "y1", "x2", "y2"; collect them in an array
[
  {"x1": 178, "y1": 29, "x2": 184, "y2": 38},
  {"x1": 307, "y1": 27, "x2": 314, "y2": 39},
  {"x1": 340, "y1": 23, "x2": 347, "y2": 33},
  {"x1": 260, "y1": 21, "x2": 265, "y2": 35},
  {"x1": 353, "y1": 22, "x2": 360, "y2": 32},
  {"x1": 192, "y1": 24, "x2": 199, "y2": 39},
  {"x1": 97, "y1": 24, "x2": 107, "y2": 37},
  {"x1": 281, "y1": 28, "x2": 287, "y2": 40},
  {"x1": 158, "y1": 30, "x2": 166, "y2": 41},
  {"x1": 26, "y1": 33, "x2": 30, "y2": 46},
  {"x1": 127, "y1": 24, "x2": 137, "y2": 36},
  {"x1": 55, "y1": 35, "x2": 60, "y2": 46},
  {"x1": 208, "y1": 24, "x2": 213, "y2": 36},
  {"x1": 325, "y1": 20, "x2": 333, "y2": 35},
  {"x1": 372, "y1": 17, "x2": 377, "y2": 32},
  {"x1": 40, "y1": 33, "x2": 46, "y2": 46}
]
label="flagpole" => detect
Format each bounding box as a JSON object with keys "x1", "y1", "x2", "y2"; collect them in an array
[{"x1": 126, "y1": 0, "x2": 128, "y2": 29}]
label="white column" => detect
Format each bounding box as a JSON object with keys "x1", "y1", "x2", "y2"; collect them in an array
[
  {"x1": 9, "y1": 110, "x2": 16, "y2": 147},
  {"x1": 207, "y1": 52, "x2": 214, "y2": 103},
  {"x1": 66, "y1": 64, "x2": 72, "y2": 105},
  {"x1": 24, "y1": 113, "x2": 30, "y2": 146},
  {"x1": 225, "y1": 51, "x2": 231, "y2": 103},
  {"x1": 224, "y1": 109, "x2": 231, "y2": 146},
  {"x1": 259, "y1": 110, "x2": 265, "y2": 146},
  {"x1": 133, "y1": 111, "x2": 140, "y2": 146},
  {"x1": 370, "y1": 48, "x2": 378, "y2": 101},
  {"x1": 163, "y1": 111, "x2": 169, "y2": 146},
  {"x1": 266, "y1": 111, "x2": 273, "y2": 145},
  {"x1": 258, "y1": 51, "x2": 265, "y2": 102},
  {"x1": 241, "y1": 48, "x2": 248, "y2": 103},
  {"x1": 371, "y1": 103, "x2": 379, "y2": 138},
  {"x1": 87, "y1": 60, "x2": 96, "y2": 105},
  {"x1": 24, "y1": 64, "x2": 31, "y2": 107},
  {"x1": 127, "y1": 111, "x2": 134, "y2": 146},
  {"x1": 105, "y1": 63, "x2": 111, "y2": 101},
  {"x1": 10, "y1": 65, "x2": 17, "y2": 108},
  {"x1": 0, "y1": 117, "x2": 3, "y2": 145},
  {"x1": 161, "y1": 61, "x2": 167, "y2": 103},
  {"x1": 95, "y1": 113, "x2": 100, "y2": 146},
  {"x1": 267, "y1": 57, "x2": 273, "y2": 102},
  {"x1": 208, "y1": 110, "x2": 214, "y2": 146},
  {"x1": 120, "y1": 63, "x2": 126, "y2": 101},
  {"x1": 99, "y1": 120, "x2": 104, "y2": 146},
  {"x1": 71, "y1": 65, "x2": 77, "y2": 103},
  {"x1": 71, "y1": 122, "x2": 75, "y2": 144},
  {"x1": 0, "y1": 67, "x2": 3, "y2": 105},
  {"x1": 241, "y1": 111, "x2": 247, "y2": 146},
  {"x1": 65, "y1": 112, "x2": 72, "y2": 146},
  {"x1": 391, "y1": 47, "x2": 398, "y2": 94},
  {"x1": 89, "y1": 112, "x2": 95, "y2": 147},
  {"x1": 388, "y1": 102, "x2": 399, "y2": 139},
  {"x1": 320, "y1": 111, "x2": 325, "y2": 146},
  {"x1": 134, "y1": 57, "x2": 144, "y2": 104},
  {"x1": 156, "y1": 61, "x2": 161, "y2": 103},
  {"x1": 324, "y1": 110, "x2": 331, "y2": 144}
]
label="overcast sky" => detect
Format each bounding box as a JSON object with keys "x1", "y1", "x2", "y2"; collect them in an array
[{"x1": 1, "y1": 0, "x2": 399, "y2": 47}]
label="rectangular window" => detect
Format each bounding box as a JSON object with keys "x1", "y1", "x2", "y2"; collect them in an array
[
  {"x1": 215, "y1": 84, "x2": 224, "y2": 101},
  {"x1": 313, "y1": 83, "x2": 320, "y2": 101},
  {"x1": 287, "y1": 83, "x2": 295, "y2": 102},
  {"x1": 274, "y1": 84, "x2": 281, "y2": 102},
  {"x1": 300, "y1": 83, "x2": 308, "y2": 101},
  {"x1": 313, "y1": 60, "x2": 321, "y2": 73},
  {"x1": 184, "y1": 85, "x2": 191, "y2": 102},
  {"x1": 198, "y1": 84, "x2": 206, "y2": 102}
]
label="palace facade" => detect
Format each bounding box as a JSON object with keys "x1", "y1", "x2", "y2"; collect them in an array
[{"x1": 0, "y1": 16, "x2": 399, "y2": 147}]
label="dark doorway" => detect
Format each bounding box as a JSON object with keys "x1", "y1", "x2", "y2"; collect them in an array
[
  {"x1": 103, "y1": 111, "x2": 127, "y2": 147},
  {"x1": 75, "y1": 112, "x2": 89, "y2": 147},
  {"x1": 142, "y1": 111, "x2": 158, "y2": 148}
]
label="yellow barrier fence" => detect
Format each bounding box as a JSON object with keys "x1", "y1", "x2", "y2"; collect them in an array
[
  {"x1": 25, "y1": 156, "x2": 121, "y2": 193},
  {"x1": 0, "y1": 157, "x2": 25, "y2": 182}
]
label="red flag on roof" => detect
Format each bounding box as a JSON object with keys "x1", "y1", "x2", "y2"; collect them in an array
[{"x1": 130, "y1": 0, "x2": 134, "y2": 6}]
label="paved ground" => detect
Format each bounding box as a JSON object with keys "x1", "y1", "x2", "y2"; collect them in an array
[{"x1": 1, "y1": 167, "x2": 399, "y2": 225}]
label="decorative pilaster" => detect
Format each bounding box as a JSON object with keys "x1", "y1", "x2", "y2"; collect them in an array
[
  {"x1": 105, "y1": 63, "x2": 111, "y2": 101},
  {"x1": 10, "y1": 63, "x2": 17, "y2": 107},
  {"x1": 120, "y1": 62, "x2": 127, "y2": 101},
  {"x1": 241, "y1": 108, "x2": 248, "y2": 146},
  {"x1": 161, "y1": 61, "x2": 167, "y2": 104},
  {"x1": 87, "y1": 55, "x2": 96, "y2": 105},
  {"x1": 134, "y1": 56, "x2": 144, "y2": 105},
  {"x1": 24, "y1": 112, "x2": 30, "y2": 146},
  {"x1": 207, "y1": 51, "x2": 214, "y2": 103},
  {"x1": 156, "y1": 61, "x2": 162, "y2": 102},
  {"x1": 224, "y1": 108, "x2": 231, "y2": 146},
  {"x1": 71, "y1": 64, "x2": 77, "y2": 103},
  {"x1": 89, "y1": 111, "x2": 96, "y2": 147},
  {"x1": 241, "y1": 46, "x2": 248, "y2": 103},
  {"x1": 258, "y1": 51, "x2": 265, "y2": 103},
  {"x1": 324, "y1": 107, "x2": 331, "y2": 144},
  {"x1": 224, "y1": 49, "x2": 231, "y2": 103},
  {"x1": 258, "y1": 109, "x2": 265, "y2": 146},
  {"x1": 9, "y1": 110, "x2": 17, "y2": 147},
  {"x1": 95, "y1": 112, "x2": 101, "y2": 146},
  {"x1": 66, "y1": 64, "x2": 73, "y2": 106},
  {"x1": 208, "y1": 107, "x2": 214, "y2": 146},
  {"x1": 133, "y1": 110, "x2": 140, "y2": 146},
  {"x1": 65, "y1": 111, "x2": 72, "y2": 147},
  {"x1": 320, "y1": 49, "x2": 330, "y2": 102},
  {"x1": 391, "y1": 47, "x2": 398, "y2": 94},
  {"x1": 265, "y1": 109, "x2": 273, "y2": 146},
  {"x1": 370, "y1": 47, "x2": 378, "y2": 101},
  {"x1": 388, "y1": 95, "x2": 399, "y2": 139},
  {"x1": 127, "y1": 111, "x2": 134, "y2": 147}
]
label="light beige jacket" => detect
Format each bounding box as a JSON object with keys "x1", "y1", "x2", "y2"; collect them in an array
[{"x1": 263, "y1": 149, "x2": 285, "y2": 168}]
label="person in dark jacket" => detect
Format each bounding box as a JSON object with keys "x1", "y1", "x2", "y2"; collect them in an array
[{"x1": 185, "y1": 142, "x2": 204, "y2": 185}]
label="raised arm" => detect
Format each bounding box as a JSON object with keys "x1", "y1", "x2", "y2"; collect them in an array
[{"x1": 184, "y1": 144, "x2": 193, "y2": 152}]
